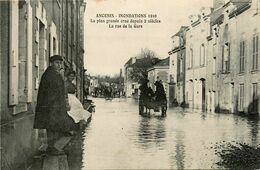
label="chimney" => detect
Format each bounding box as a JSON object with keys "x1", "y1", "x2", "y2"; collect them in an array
[
  {"x1": 131, "y1": 57, "x2": 136, "y2": 64},
  {"x1": 213, "y1": 0, "x2": 225, "y2": 9}
]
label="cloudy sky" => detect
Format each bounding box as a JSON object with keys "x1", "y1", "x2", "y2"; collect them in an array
[{"x1": 84, "y1": 0, "x2": 213, "y2": 76}]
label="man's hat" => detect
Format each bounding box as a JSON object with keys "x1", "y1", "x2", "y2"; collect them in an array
[{"x1": 50, "y1": 55, "x2": 63, "y2": 62}]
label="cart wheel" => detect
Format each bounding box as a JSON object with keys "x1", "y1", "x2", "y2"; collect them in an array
[{"x1": 161, "y1": 106, "x2": 167, "y2": 117}]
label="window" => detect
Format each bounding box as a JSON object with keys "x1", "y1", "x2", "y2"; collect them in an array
[
  {"x1": 239, "y1": 40, "x2": 245, "y2": 73},
  {"x1": 253, "y1": 34, "x2": 259, "y2": 70},
  {"x1": 212, "y1": 57, "x2": 216, "y2": 74},
  {"x1": 239, "y1": 84, "x2": 244, "y2": 112},
  {"x1": 253, "y1": 0, "x2": 259, "y2": 14},
  {"x1": 180, "y1": 37, "x2": 184, "y2": 46},
  {"x1": 189, "y1": 48, "x2": 193, "y2": 68},
  {"x1": 177, "y1": 59, "x2": 180, "y2": 74},
  {"x1": 221, "y1": 45, "x2": 224, "y2": 72},
  {"x1": 9, "y1": 1, "x2": 33, "y2": 113},
  {"x1": 224, "y1": 83, "x2": 229, "y2": 104},
  {"x1": 222, "y1": 43, "x2": 230, "y2": 73},
  {"x1": 225, "y1": 43, "x2": 230, "y2": 72},
  {"x1": 252, "y1": 83, "x2": 258, "y2": 113},
  {"x1": 213, "y1": 27, "x2": 219, "y2": 44},
  {"x1": 200, "y1": 44, "x2": 205, "y2": 66},
  {"x1": 53, "y1": 37, "x2": 56, "y2": 54},
  {"x1": 180, "y1": 58, "x2": 183, "y2": 73}
]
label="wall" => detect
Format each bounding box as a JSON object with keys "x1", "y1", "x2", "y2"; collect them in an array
[
  {"x1": 185, "y1": 12, "x2": 211, "y2": 110},
  {"x1": 1, "y1": 2, "x2": 40, "y2": 169},
  {"x1": 0, "y1": 0, "x2": 86, "y2": 169},
  {"x1": 216, "y1": 2, "x2": 260, "y2": 114}
]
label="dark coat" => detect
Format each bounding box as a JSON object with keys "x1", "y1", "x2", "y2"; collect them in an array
[
  {"x1": 66, "y1": 80, "x2": 76, "y2": 94},
  {"x1": 34, "y1": 66, "x2": 75, "y2": 132},
  {"x1": 139, "y1": 83, "x2": 154, "y2": 101},
  {"x1": 154, "y1": 82, "x2": 167, "y2": 102}
]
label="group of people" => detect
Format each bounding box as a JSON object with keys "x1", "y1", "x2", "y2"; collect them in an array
[
  {"x1": 104, "y1": 86, "x2": 113, "y2": 99},
  {"x1": 139, "y1": 77, "x2": 167, "y2": 105},
  {"x1": 33, "y1": 55, "x2": 91, "y2": 155}
]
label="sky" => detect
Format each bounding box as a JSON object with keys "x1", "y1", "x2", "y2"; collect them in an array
[{"x1": 84, "y1": 0, "x2": 213, "y2": 76}]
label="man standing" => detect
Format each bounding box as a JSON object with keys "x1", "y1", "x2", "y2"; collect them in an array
[{"x1": 34, "y1": 55, "x2": 74, "y2": 155}]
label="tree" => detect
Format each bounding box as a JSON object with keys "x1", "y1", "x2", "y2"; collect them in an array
[{"x1": 128, "y1": 49, "x2": 160, "y2": 82}]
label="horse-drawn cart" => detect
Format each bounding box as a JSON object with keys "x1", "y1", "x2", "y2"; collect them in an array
[{"x1": 139, "y1": 98, "x2": 167, "y2": 116}]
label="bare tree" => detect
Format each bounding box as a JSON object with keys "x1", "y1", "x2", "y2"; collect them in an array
[{"x1": 128, "y1": 49, "x2": 160, "y2": 82}]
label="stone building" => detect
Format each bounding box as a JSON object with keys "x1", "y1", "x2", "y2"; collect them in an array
[
  {"x1": 0, "y1": 0, "x2": 86, "y2": 169},
  {"x1": 185, "y1": 7, "x2": 212, "y2": 110},
  {"x1": 124, "y1": 55, "x2": 161, "y2": 98},
  {"x1": 168, "y1": 26, "x2": 188, "y2": 106},
  {"x1": 182, "y1": 0, "x2": 259, "y2": 114},
  {"x1": 210, "y1": 0, "x2": 260, "y2": 114},
  {"x1": 124, "y1": 57, "x2": 139, "y2": 97},
  {"x1": 206, "y1": 7, "x2": 224, "y2": 112}
]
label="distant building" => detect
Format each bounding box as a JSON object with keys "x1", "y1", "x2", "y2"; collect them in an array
[
  {"x1": 147, "y1": 57, "x2": 170, "y2": 101},
  {"x1": 89, "y1": 77, "x2": 99, "y2": 95},
  {"x1": 168, "y1": 26, "x2": 188, "y2": 106},
  {"x1": 124, "y1": 57, "x2": 139, "y2": 97}
]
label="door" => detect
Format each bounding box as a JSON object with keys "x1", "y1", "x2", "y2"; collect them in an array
[
  {"x1": 230, "y1": 83, "x2": 234, "y2": 113},
  {"x1": 211, "y1": 91, "x2": 215, "y2": 112},
  {"x1": 252, "y1": 83, "x2": 258, "y2": 114},
  {"x1": 202, "y1": 80, "x2": 206, "y2": 111}
]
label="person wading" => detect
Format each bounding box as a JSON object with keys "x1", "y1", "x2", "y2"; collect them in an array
[{"x1": 34, "y1": 55, "x2": 75, "y2": 155}]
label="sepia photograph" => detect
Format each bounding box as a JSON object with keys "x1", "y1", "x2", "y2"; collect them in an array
[{"x1": 0, "y1": 0, "x2": 260, "y2": 169}]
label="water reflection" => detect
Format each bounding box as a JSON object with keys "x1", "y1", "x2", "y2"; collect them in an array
[
  {"x1": 137, "y1": 115, "x2": 166, "y2": 149},
  {"x1": 78, "y1": 98, "x2": 260, "y2": 169},
  {"x1": 66, "y1": 132, "x2": 84, "y2": 170},
  {"x1": 247, "y1": 115, "x2": 259, "y2": 146},
  {"x1": 174, "y1": 131, "x2": 185, "y2": 170}
]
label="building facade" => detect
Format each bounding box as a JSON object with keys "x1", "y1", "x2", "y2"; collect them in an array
[
  {"x1": 124, "y1": 57, "x2": 139, "y2": 97},
  {"x1": 0, "y1": 0, "x2": 86, "y2": 169},
  {"x1": 168, "y1": 26, "x2": 188, "y2": 106},
  {"x1": 170, "y1": 0, "x2": 260, "y2": 115},
  {"x1": 89, "y1": 77, "x2": 99, "y2": 95},
  {"x1": 211, "y1": 0, "x2": 260, "y2": 114},
  {"x1": 185, "y1": 7, "x2": 212, "y2": 111},
  {"x1": 206, "y1": 7, "x2": 224, "y2": 112}
]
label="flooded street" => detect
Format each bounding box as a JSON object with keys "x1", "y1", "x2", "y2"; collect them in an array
[{"x1": 80, "y1": 98, "x2": 260, "y2": 169}]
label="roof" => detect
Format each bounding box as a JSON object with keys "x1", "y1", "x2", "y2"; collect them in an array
[
  {"x1": 229, "y1": 1, "x2": 251, "y2": 18},
  {"x1": 154, "y1": 57, "x2": 169, "y2": 67},
  {"x1": 130, "y1": 58, "x2": 144, "y2": 67},
  {"x1": 124, "y1": 58, "x2": 133, "y2": 66},
  {"x1": 210, "y1": 0, "x2": 250, "y2": 25},
  {"x1": 231, "y1": 0, "x2": 251, "y2": 5},
  {"x1": 171, "y1": 26, "x2": 189, "y2": 38},
  {"x1": 147, "y1": 57, "x2": 169, "y2": 71},
  {"x1": 210, "y1": 7, "x2": 224, "y2": 26}
]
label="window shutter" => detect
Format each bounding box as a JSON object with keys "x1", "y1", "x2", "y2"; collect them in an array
[
  {"x1": 27, "y1": 3, "x2": 33, "y2": 102},
  {"x1": 9, "y1": 0, "x2": 19, "y2": 105},
  {"x1": 221, "y1": 45, "x2": 224, "y2": 72}
]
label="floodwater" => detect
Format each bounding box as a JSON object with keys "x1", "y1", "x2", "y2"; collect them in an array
[{"x1": 78, "y1": 98, "x2": 259, "y2": 169}]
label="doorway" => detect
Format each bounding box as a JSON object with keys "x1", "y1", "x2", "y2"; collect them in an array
[{"x1": 201, "y1": 79, "x2": 206, "y2": 111}]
